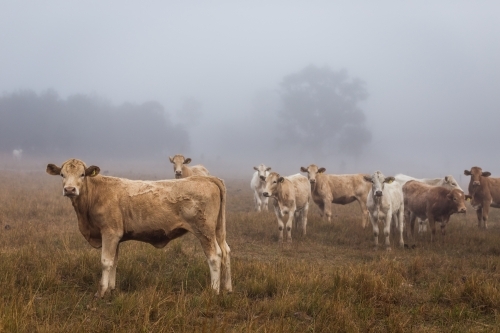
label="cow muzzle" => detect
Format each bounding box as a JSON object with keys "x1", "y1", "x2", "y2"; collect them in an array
[
  {"x1": 63, "y1": 187, "x2": 78, "y2": 197},
  {"x1": 375, "y1": 190, "x2": 383, "y2": 197},
  {"x1": 263, "y1": 192, "x2": 270, "y2": 197},
  {"x1": 473, "y1": 181, "x2": 480, "y2": 187},
  {"x1": 175, "y1": 172, "x2": 182, "y2": 179},
  {"x1": 459, "y1": 207, "x2": 467, "y2": 213},
  {"x1": 309, "y1": 179, "x2": 316, "y2": 184},
  {"x1": 260, "y1": 176, "x2": 266, "y2": 181}
]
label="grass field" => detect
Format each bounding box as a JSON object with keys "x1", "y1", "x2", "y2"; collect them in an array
[{"x1": 1, "y1": 164, "x2": 500, "y2": 332}]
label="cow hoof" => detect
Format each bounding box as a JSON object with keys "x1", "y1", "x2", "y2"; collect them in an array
[{"x1": 385, "y1": 247, "x2": 392, "y2": 252}]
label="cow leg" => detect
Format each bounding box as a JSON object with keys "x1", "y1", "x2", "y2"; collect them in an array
[
  {"x1": 397, "y1": 209, "x2": 404, "y2": 248},
  {"x1": 220, "y1": 241, "x2": 232, "y2": 292},
  {"x1": 285, "y1": 209, "x2": 295, "y2": 242},
  {"x1": 324, "y1": 201, "x2": 332, "y2": 223},
  {"x1": 301, "y1": 202, "x2": 309, "y2": 236},
  {"x1": 428, "y1": 216, "x2": 436, "y2": 242},
  {"x1": 199, "y1": 237, "x2": 222, "y2": 293},
  {"x1": 273, "y1": 205, "x2": 285, "y2": 242},
  {"x1": 369, "y1": 212, "x2": 379, "y2": 250},
  {"x1": 482, "y1": 205, "x2": 490, "y2": 229},
  {"x1": 383, "y1": 210, "x2": 392, "y2": 250},
  {"x1": 357, "y1": 199, "x2": 369, "y2": 229},
  {"x1": 96, "y1": 234, "x2": 120, "y2": 298},
  {"x1": 254, "y1": 192, "x2": 262, "y2": 212},
  {"x1": 108, "y1": 243, "x2": 120, "y2": 293},
  {"x1": 262, "y1": 196, "x2": 269, "y2": 212},
  {"x1": 475, "y1": 209, "x2": 483, "y2": 229}
]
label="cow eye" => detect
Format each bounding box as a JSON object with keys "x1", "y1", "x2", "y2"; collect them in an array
[
  {"x1": 273, "y1": 181, "x2": 277, "y2": 184},
  {"x1": 452, "y1": 183, "x2": 456, "y2": 186},
  {"x1": 80, "y1": 173, "x2": 85, "y2": 177},
  {"x1": 60, "y1": 174, "x2": 64, "y2": 178}
]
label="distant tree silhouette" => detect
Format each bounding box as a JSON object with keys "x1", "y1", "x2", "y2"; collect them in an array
[
  {"x1": 0, "y1": 90, "x2": 189, "y2": 158},
  {"x1": 277, "y1": 65, "x2": 371, "y2": 156}
]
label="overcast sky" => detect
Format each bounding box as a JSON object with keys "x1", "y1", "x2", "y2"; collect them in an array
[{"x1": 1, "y1": 1, "x2": 499, "y2": 182}]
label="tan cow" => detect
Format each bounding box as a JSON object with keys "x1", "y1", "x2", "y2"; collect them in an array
[
  {"x1": 300, "y1": 164, "x2": 371, "y2": 228},
  {"x1": 403, "y1": 180, "x2": 467, "y2": 241},
  {"x1": 169, "y1": 154, "x2": 210, "y2": 179},
  {"x1": 464, "y1": 166, "x2": 500, "y2": 229},
  {"x1": 47, "y1": 158, "x2": 231, "y2": 298},
  {"x1": 263, "y1": 172, "x2": 311, "y2": 242}
]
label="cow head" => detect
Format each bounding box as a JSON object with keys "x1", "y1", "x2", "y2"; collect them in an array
[
  {"x1": 300, "y1": 164, "x2": 326, "y2": 184},
  {"x1": 464, "y1": 166, "x2": 491, "y2": 188},
  {"x1": 443, "y1": 175, "x2": 462, "y2": 190},
  {"x1": 254, "y1": 164, "x2": 271, "y2": 181},
  {"x1": 364, "y1": 171, "x2": 395, "y2": 197},
  {"x1": 169, "y1": 154, "x2": 191, "y2": 179},
  {"x1": 447, "y1": 189, "x2": 467, "y2": 214},
  {"x1": 263, "y1": 172, "x2": 284, "y2": 198},
  {"x1": 46, "y1": 159, "x2": 100, "y2": 197}
]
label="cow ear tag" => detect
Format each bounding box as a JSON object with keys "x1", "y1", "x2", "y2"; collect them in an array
[
  {"x1": 91, "y1": 169, "x2": 96, "y2": 176},
  {"x1": 466, "y1": 197, "x2": 470, "y2": 201},
  {"x1": 388, "y1": 179, "x2": 393, "y2": 184}
]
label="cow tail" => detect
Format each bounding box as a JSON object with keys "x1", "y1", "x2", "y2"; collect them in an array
[{"x1": 212, "y1": 177, "x2": 228, "y2": 270}]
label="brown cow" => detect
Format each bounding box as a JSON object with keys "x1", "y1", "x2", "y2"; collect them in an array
[
  {"x1": 300, "y1": 164, "x2": 371, "y2": 228},
  {"x1": 47, "y1": 159, "x2": 231, "y2": 298},
  {"x1": 403, "y1": 180, "x2": 467, "y2": 241},
  {"x1": 464, "y1": 166, "x2": 500, "y2": 229},
  {"x1": 169, "y1": 154, "x2": 210, "y2": 179}
]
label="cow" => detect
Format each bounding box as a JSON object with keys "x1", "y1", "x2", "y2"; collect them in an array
[
  {"x1": 299, "y1": 164, "x2": 371, "y2": 228},
  {"x1": 169, "y1": 154, "x2": 210, "y2": 179},
  {"x1": 250, "y1": 164, "x2": 271, "y2": 212},
  {"x1": 12, "y1": 149, "x2": 23, "y2": 159},
  {"x1": 464, "y1": 166, "x2": 500, "y2": 229},
  {"x1": 364, "y1": 171, "x2": 404, "y2": 250},
  {"x1": 403, "y1": 180, "x2": 467, "y2": 241},
  {"x1": 46, "y1": 158, "x2": 232, "y2": 298},
  {"x1": 395, "y1": 173, "x2": 463, "y2": 233},
  {"x1": 263, "y1": 172, "x2": 311, "y2": 242}
]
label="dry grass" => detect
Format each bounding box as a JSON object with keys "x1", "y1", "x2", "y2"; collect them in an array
[{"x1": 1, "y1": 167, "x2": 500, "y2": 332}]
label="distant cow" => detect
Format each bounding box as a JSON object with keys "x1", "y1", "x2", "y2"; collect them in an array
[
  {"x1": 464, "y1": 166, "x2": 500, "y2": 229},
  {"x1": 403, "y1": 180, "x2": 466, "y2": 241},
  {"x1": 364, "y1": 171, "x2": 404, "y2": 250},
  {"x1": 250, "y1": 164, "x2": 271, "y2": 212},
  {"x1": 300, "y1": 164, "x2": 371, "y2": 228},
  {"x1": 395, "y1": 174, "x2": 463, "y2": 232},
  {"x1": 169, "y1": 154, "x2": 210, "y2": 179},
  {"x1": 263, "y1": 172, "x2": 311, "y2": 242},
  {"x1": 12, "y1": 149, "x2": 22, "y2": 159},
  {"x1": 47, "y1": 159, "x2": 231, "y2": 298}
]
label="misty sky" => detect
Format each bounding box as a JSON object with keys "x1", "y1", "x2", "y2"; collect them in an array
[{"x1": 1, "y1": 1, "x2": 499, "y2": 182}]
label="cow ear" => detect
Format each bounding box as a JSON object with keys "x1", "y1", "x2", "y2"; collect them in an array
[
  {"x1": 266, "y1": 167, "x2": 271, "y2": 171},
  {"x1": 384, "y1": 177, "x2": 395, "y2": 184},
  {"x1": 363, "y1": 175, "x2": 372, "y2": 183},
  {"x1": 300, "y1": 166, "x2": 308, "y2": 172},
  {"x1": 254, "y1": 166, "x2": 258, "y2": 171},
  {"x1": 318, "y1": 167, "x2": 326, "y2": 173},
  {"x1": 183, "y1": 158, "x2": 192, "y2": 165},
  {"x1": 169, "y1": 156, "x2": 174, "y2": 163},
  {"x1": 444, "y1": 176, "x2": 449, "y2": 181},
  {"x1": 464, "y1": 170, "x2": 471, "y2": 176},
  {"x1": 85, "y1": 166, "x2": 100, "y2": 177},
  {"x1": 46, "y1": 164, "x2": 61, "y2": 176},
  {"x1": 482, "y1": 172, "x2": 491, "y2": 177},
  {"x1": 278, "y1": 177, "x2": 285, "y2": 183}
]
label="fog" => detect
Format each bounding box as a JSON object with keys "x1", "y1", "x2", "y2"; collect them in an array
[{"x1": 1, "y1": 1, "x2": 499, "y2": 184}]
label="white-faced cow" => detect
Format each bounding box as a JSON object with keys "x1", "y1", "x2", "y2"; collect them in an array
[
  {"x1": 395, "y1": 173, "x2": 463, "y2": 233},
  {"x1": 47, "y1": 159, "x2": 231, "y2": 298},
  {"x1": 464, "y1": 166, "x2": 500, "y2": 229},
  {"x1": 403, "y1": 180, "x2": 467, "y2": 241},
  {"x1": 263, "y1": 172, "x2": 311, "y2": 242},
  {"x1": 169, "y1": 154, "x2": 210, "y2": 179},
  {"x1": 300, "y1": 164, "x2": 371, "y2": 228},
  {"x1": 364, "y1": 171, "x2": 404, "y2": 250},
  {"x1": 250, "y1": 164, "x2": 271, "y2": 212}
]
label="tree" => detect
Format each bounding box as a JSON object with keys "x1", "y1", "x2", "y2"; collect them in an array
[{"x1": 277, "y1": 65, "x2": 371, "y2": 156}]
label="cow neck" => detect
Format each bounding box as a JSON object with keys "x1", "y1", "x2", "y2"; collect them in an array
[
  {"x1": 181, "y1": 164, "x2": 192, "y2": 177},
  {"x1": 469, "y1": 176, "x2": 489, "y2": 198},
  {"x1": 276, "y1": 180, "x2": 290, "y2": 202},
  {"x1": 70, "y1": 175, "x2": 95, "y2": 214}
]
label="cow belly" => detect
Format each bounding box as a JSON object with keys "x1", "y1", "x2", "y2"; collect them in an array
[
  {"x1": 333, "y1": 196, "x2": 356, "y2": 205},
  {"x1": 122, "y1": 228, "x2": 188, "y2": 248}
]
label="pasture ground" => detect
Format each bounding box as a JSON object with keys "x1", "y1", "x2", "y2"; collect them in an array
[{"x1": 1, "y1": 162, "x2": 500, "y2": 332}]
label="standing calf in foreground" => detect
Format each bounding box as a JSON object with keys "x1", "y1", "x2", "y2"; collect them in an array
[
  {"x1": 263, "y1": 172, "x2": 311, "y2": 242},
  {"x1": 47, "y1": 159, "x2": 231, "y2": 298},
  {"x1": 300, "y1": 164, "x2": 371, "y2": 228},
  {"x1": 403, "y1": 180, "x2": 467, "y2": 241},
  {"x1": 250, "y1": 164, "x2": 271, "y2": 212},
  {"x1": 464, "y1": 166, "x2": 500, "y2": 229},
  {"x1": 364, "y1": 171, "x2": 404, "y2": 250},
  {"x1": 169, "y1": 154, "x2": 210, "y2": 179}
]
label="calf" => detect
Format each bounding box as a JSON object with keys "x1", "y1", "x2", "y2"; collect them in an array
[
  {"x1": 300, "y1": 164, "x2": 371, "y2": 228},
  {"x1": 169, "y1": 154, "x2": 210, "y2": 179},
  {"x1": 403, "y1": 180, "x2": 467, "y2": 241},
  {"x1": 250, "y1": 164, "x2": 271, "y2": 212},
  {"x1": 364, "y1": 171, "x2": 404, "y2": 250},
  {"x1": 464, "y1": 166, "x2": 500, "y2": 229},
  {"x1": 263, "y1": 172, "x2": 311, "y2": 242}
]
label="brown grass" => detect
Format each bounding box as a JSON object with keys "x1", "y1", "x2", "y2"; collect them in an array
[{"x1": 1, "y1": 167, "x2": 500, "y2": 332}]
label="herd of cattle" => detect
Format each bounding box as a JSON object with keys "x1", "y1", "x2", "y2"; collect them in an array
[{"x1": 46, "y1": 155, "x2": 499, "y2": 297}]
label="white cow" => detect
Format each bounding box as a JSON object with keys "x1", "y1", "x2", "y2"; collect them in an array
[
  {"x1": 250, "y1": 164, "x2": 271, "y2": 212},
  {"x1": 12, "y1": 149, "x2": 23, "y2": 159},
  {"x1": 395, "y1": 174, "x2": 463, "y2": 232},
  {"x1": 364, "y1": 171, "x2": 404, "y2": 250},
  {"x1": 263, "y1": 172, "x2": 311, "y2": 243}
]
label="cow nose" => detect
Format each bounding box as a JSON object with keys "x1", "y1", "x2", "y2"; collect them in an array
[
  {"x1": 64, "y1": 187, "x2": 76, "y2": 196},
  {"x1": 375, "y1": 190, "x2": 383, "y2": 197},
  {"x1": 309, "y1": 179, "x2": 316, "y2": 184},
  {"x1": 263, "y1": 192, "x2": 269, "y2": 197},
  {"x1": 460, "y1": 207, "x2": 467, "y2": 213},
  {"x1": 473, "y1": 181, "x2": 480, "y2": 186},
  {"x1": 260, "y1": 176, "x2": 266, "y2": 181}
]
